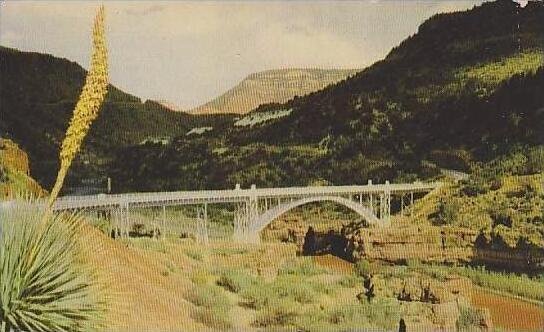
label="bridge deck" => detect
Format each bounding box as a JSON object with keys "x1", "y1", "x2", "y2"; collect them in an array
[{"x1": 52, "y1": 182, "x2": 440, "y2": 211}]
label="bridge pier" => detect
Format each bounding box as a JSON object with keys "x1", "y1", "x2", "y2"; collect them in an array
[
  {"x1": 378, "y1": 192, "x2": 391, "y2": 223},
  {"x1": 196, "y1": 204, "x2": 209, "y2": 244},
  {"x1": 161, "y1": 205, "x2": 166, "y2": 239},
  {"x1": 233, "y1": 197, "x2": 262, "y2": 243},
  {"x1": 114, "y1": 203, "x2": 130, "y2": 239}
]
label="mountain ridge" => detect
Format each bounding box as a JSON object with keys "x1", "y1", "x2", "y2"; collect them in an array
[
  {"x1": 0, "y1": 46, "x2": 234, "y2": 189},
  {"x1": 1, "y1": 0, "x2": 543, "y2": 193},
  {"x1": 189, "y1": 68, "x2": 360, "y2": 115},
  {"x1": 108, "y1": 0, "x2": 544, "y2": 192}
]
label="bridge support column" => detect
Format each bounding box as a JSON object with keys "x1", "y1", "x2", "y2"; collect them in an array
[
  {"x1": 196, "y1": 204, "x2": 209, "y2": 244},
  {"x1": 118, "y1": 203, "x2": 130, "y2": 239},
  {"x1": 161, "y1": 205, "x2": 166, "y2": 239},
  {"x1": 410, "y1": 192, "x2": 414, "y2": 217},
  {"x1": 378, "y1": 191, "x2": 391, "y2": 224},
  {"x1": 233, "y1": 198, "x2": 260, "y2": 243},
  {"x1": 112, "y1": 207, "x2": 120, "y2": 238},
  {"x1": 234, "y1": 202, "x2": 250, "y2": 242},
  {"x1": 233, "y1": 204, "x2": 242, "y2": 240}
]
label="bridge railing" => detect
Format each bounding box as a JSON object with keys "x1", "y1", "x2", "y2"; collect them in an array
[{"x1": 53, "y1": 182, "x2": 442, "y2": 211}]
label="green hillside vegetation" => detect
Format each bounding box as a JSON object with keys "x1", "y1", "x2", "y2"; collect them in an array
[
  {"x1": 0, "y1": 46, "x2": 234, "y2": 190},
  {"x1": 1, "y1": 1, "x2": 543, "y2": 194},
  {"x1": 459, "y1": 49, "x2": 543, "y2": 86},
  {"x1": 109, "y1": 0, "x2": 544, "y2": 192}
]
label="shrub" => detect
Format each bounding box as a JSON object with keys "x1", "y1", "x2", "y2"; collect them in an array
[
  {"x1": 405, "y1": 258, "x2": 422, "y2": 269},
  {"x1": 434, "y1": 199, "x2": 460, "y2": 225},
  {"x1": 187, "y1": 285, "x2": 230, "y2": 309},
  {"x1": 429, "y1": 149, "x2": 472, "y2": 172},
  {"x1": 253, "y1": 300, "x2": 300, "y2": 327},
  {"x1": 456, "y1": 305, "x2": 486, "y2": 330},
  {"x1": 88, "y1": 215, "x2": 111, "y2": 235},
  {"x1": 327, "y1": 299, "x2": 400, "y2": 330},
  {"x1": 190, "y1": 271, "x2": 211, "y2": 285},
  {"x1": 212, "y1": 247, "x2": 248, "y2": 256},
  {"x1": 461, "y1": 177, "x2": 490, "y2": 196},
  {"x1": 217, "y1": 269, "x2": 259, "y2": 293},
  {"x1": 338, "y1": 274, "x2": 361, "y2": 288},
  {"x1": 240, "y1": 275, "x2": 319, "y2": 309},
  {"x1": 278, "y1": 257, "x2": 325, "y2": 276},
  {"x1": 193, "y1": 307, "x2": 232, "y2": 330},
  {"x1": 240, "y1": 285, "x2": 275, "y2": 310},
  {"x1": 354, "y1": 259, "x2": 372, "y2": 277},
  {"x1": 0, "y1": 204, "x2": 105, "y2": 332},
  {"x1": 490, "y1": 208, "x2": 513, "y2": 228},
  {"x1": 359, "y1": 298, "x2": 401, "y2": 329},
  {"x1": 328, "y1": 305, "x2": 370, "y2": 327},
  {"x1": 272, "y1": 276, "x2": 317, "y2": 304},
  {"x1": 0, "y1": 166, "x2": 6, "y2": 182},
  {"x1": 131, "y1": 222, "x2": 146, "y2": 236},
  {"x1": 184, "y1": 247, "x2": 205, "y2": 261},
  {"x1": 526, "y1": 146, "x2": 544, "y2": 173}
]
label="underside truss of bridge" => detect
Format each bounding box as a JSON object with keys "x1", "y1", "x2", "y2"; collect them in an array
[{"x1": 52, "y1": 181, "x2": 440, "y2": 242}]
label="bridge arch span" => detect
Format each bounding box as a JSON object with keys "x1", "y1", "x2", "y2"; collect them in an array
[{"x1": 249, "y1": 195, "x2": 383, "y2": 234}]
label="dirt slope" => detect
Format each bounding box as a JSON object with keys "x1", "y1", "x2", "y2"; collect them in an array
[{"x1": 79, "y1": 226, "x2": 206, "y2": 331}]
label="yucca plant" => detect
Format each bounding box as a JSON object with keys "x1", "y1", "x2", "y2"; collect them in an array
[
  {"x1": 1, "y1": 5, "x2": 109, "y2": 332},
  {"x1": 48, "y1": 5, "x2": 109, "y2": 207},
  {"x1": 0, "y1": 204, "x2": 105, "y2": 332}
]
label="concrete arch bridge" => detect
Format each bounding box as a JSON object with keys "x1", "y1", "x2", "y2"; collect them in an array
[{"x1": 52, "y1": 180, "x2": 440, "y2": 243}]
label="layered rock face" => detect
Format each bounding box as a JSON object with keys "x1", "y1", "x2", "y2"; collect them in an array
[{"x1": 345, "y1": 224, "x2": 478, "y2": 264}]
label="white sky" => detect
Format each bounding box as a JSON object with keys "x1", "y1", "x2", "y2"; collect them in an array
[{"x1": 0, "y1": 1, "x2": 487, "y2": 109}]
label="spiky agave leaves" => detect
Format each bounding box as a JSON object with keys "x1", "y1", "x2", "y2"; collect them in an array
[
  {"x1": 48, "y1": 6, "x2": 109, "y2": 207},
  {"x1": 0, "y1": 203, "x2": 105, "y2": 332}
]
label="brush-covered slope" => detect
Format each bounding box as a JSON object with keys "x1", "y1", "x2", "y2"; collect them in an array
[
  {"x1": 190, "y1": 68, "x2": 359, "y2": 115},
  {"x1": 239, "y1": 0, "x2": 544, "y2": 149},
  {"x1": 110, "y1": 0, "x2": 544, "y2": 192},
  {"x1": 0, "y1": 138, "x2": 46, "y2": 198},
  {"x1": 0, "y1": 46, "x2": 233, "y2": 190}
]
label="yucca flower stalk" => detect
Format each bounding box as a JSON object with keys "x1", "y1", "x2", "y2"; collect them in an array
[
  {"x1": 0, "y1": 6, "x2": 109, "y2": 332},
  {"x1": 48, "y1": 5, "x2": 109, "y2": 207}
]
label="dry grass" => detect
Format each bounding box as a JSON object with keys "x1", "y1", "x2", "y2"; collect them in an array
[{"x1": 71, "y1": 227, "x2": 508, "y2": 331}]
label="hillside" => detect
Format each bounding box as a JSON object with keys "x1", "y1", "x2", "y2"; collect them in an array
[
  {"x1": 2, "y1": 1, "x2": 543, "y2": 193},
  {"x1": 110, "y1": 0, "x2": 544, "y2": 192},
  {"x1": 190, "y1": 68, "x2": 359, "y2": 115},
  {"x1": 0, "y1": 46, "x2": 234, "y2": 190},
  {"x1": 0, "y1": 138, "x2": 46, "y2": 198}
]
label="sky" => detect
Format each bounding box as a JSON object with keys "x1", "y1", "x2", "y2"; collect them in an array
[{"x1": 0, "y1": 0, "x2": 492, "y2": 109}]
